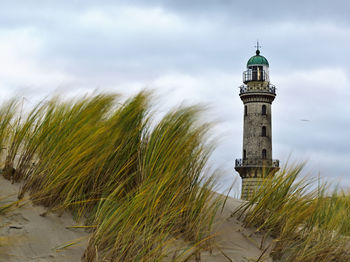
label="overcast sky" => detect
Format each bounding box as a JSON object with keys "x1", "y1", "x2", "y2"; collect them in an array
[{"x1": 0, "y1": 0, "x2": 349, "y2": 195}]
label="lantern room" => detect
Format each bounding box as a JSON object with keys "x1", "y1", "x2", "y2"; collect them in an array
[{"x1": 243, "y1": 49, "x2": 270, "y2": 83}]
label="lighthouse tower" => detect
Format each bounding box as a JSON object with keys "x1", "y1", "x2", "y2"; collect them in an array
[{"x1": 235, "y1": 44, "x2": 280, "y2": 199}]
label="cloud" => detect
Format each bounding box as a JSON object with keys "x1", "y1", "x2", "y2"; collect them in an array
[
  {"x1": 124, "y1": 0, "x2": 350, "y2": 25},
  {"x1": 0, "y1": 27, "x2": 74, "y2": 101},
  {"x1": 273, "y1": 68, "x2": 350, "y2": 186}
]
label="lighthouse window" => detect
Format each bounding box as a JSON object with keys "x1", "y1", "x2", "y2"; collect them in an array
[
  {"x1": 262, "y1": 149, "x2": 267, "y2": 159},
  {"x1": 262, "y1": 105, "x2": 266, "y2": 115},
  {"x1": 251, "y1": 66, "x2": 264, "y2": 81},
  {"x1": 262, "y1": 126, "x2": 267, "y2": 137},
  {"x1": 243, "y1": 150, "x2": 246, "y2": 160},
  {"x1": 257, "y1": 66, "x2": 263, "y2": 80},
  {"x1": 244, "y1": 105, "x2": 247, "y2": 116},
  {"x1": 252, "y1": 66, "x2": 257, "y2": 80}
]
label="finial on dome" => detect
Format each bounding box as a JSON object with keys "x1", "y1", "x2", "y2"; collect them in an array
[{"x1": 254, "y1": 40, "x2": 261, "y2": 55}]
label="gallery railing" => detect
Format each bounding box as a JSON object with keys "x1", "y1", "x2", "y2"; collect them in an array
[
  {"x1": 239, "y1": 84, "x2": 276, "y2": 95},
  {"x1": 235, "y1": 158, "x2": 280, "y2": 168}
]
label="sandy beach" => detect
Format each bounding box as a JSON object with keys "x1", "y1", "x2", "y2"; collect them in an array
[{"x1": 0, "y1": 176, "x2": 273, "y2": 262}]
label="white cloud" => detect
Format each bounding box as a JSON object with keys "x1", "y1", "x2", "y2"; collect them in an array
[
  {"x1": 0, "y1": 27, "x2": 75, "y2": 101},
  {"x1": 77, "y1": 6, "x2": 185, "y2": 35}
]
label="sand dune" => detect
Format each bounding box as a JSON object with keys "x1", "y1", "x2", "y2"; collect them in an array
[
  {"x1": 0, "y1": 176, "x2": 273, "y2": 262},
  {"x1": 0, "y1": 176, "x2": 88, "y2": 262},
  {"x1": 185, "y1": 195, "x2": 273, "y2": 262}
]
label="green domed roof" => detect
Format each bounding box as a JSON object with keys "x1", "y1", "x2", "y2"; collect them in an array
[{"x1": 247, "y1": 50, "x2": 269, "y2": 66}]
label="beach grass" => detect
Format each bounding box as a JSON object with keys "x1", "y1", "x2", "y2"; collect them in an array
[
  {"x1": 0, "y1": 91, "x2": 220, "y2": 261},
  {"x1": 234, "y1": 164, "x2": 350, "y2": 262}
]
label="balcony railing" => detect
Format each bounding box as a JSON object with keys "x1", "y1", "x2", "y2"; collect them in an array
[
  {"x1": 235, "y1": 158, "x2": 280, "y2": 168},
  {"x1": 239, "y1": 84, "x2": 276, "y2": 95},
  {"x1": 243, "y1": 69, "x2": 269, "y2": 83}
]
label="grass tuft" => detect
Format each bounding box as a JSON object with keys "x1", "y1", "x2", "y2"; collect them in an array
[{"x1": 234, "y1": 164, "x2": 350, "y2": 262}]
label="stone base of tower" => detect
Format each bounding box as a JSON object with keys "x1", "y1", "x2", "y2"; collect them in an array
[
  {"x1": 241, "y1": 178, "x2": 265, "y2": 200},
  {"x1": 235, "y1": 164, "x2": 279, "y2": 200}
]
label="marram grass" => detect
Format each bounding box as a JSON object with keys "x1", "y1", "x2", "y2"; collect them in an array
[
  {"x1": 0, "y1": 90, "x2": 220, "y2": 261},
  {"x1": 234, "y1": 164, "x2": 350, "y2": 262}
]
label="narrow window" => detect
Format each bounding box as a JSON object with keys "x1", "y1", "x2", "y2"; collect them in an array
[
  {"x1": 262, "y1": 105, "x2": 266, "y2": 115},
  {"x1": 243, "y1": 150, "x2": 246, "y2": 160},
  {"x1": 252, "y1": 66, "x2": 257, "y2": 80},
  {"x1": 257, "y1": 66, "x2": 263, "y2": 80},
  {"x1": 244, "y1": 105, "x2": 247, "y2": 116},
  {"x1": 262, "y1": 126, "x2": 266, "y2": 137},
  {"x1": 262, "y1": 149, "x2": 267, "y2": 159}
]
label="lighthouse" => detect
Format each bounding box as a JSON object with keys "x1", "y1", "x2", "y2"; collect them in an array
[{"x1": 235, "y1": 43, "x2": 280, "y2": 199}]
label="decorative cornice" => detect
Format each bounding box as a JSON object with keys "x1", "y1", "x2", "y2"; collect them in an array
[{"x1": 239, "y1": 92, "x2": 276, "y2": 103}]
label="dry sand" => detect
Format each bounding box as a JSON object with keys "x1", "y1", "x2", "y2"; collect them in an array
[
  {"x1": 0, "y1": 176, "x2": 89, "y2": 262},
  {"x1": 192, "y1": 195, "x2": 274, "y2": 262},
  {"x1": 0, "y1": 176, "x2": 273, "y2": 262}
]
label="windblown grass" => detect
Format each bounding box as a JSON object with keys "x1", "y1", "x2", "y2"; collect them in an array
[
  {"x1": 0, "y1": 90, "x2": 220, "y2": 261},
  {"x1": 83, "y1": 106, "x2": 218, "y2": 261},
  {"x1": 235, "y1": 164, "x2": 350, "y2": 262},
  {"x1": 0, "y1": 99, "x2": 18, "y2": 166}
]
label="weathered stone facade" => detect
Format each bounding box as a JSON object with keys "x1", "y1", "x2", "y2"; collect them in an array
[{"x1": 235, "y1": 48, "x2": 279, "y2": 200}]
